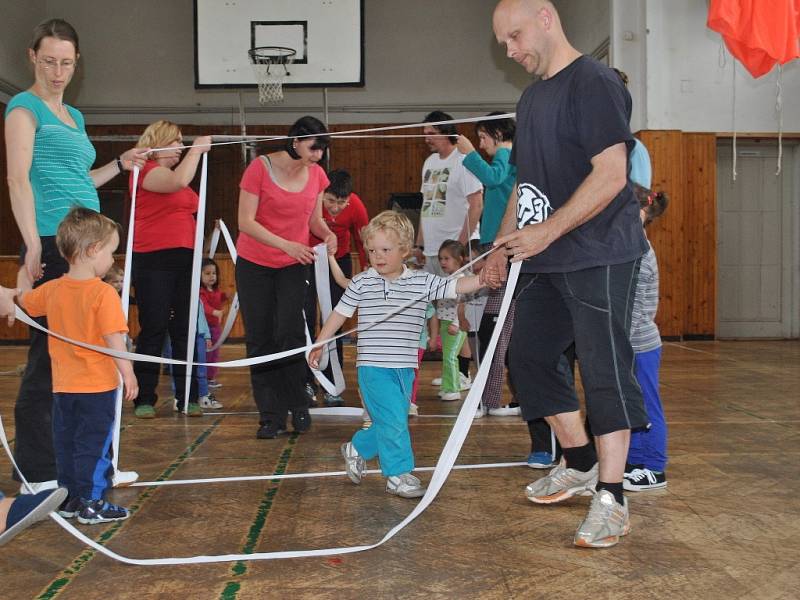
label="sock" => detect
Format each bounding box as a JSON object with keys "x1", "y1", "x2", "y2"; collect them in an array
[
  {"x1": 596, "y1": 481, "x2": 625, "y2": 505},
  {"x1": 526, "y1": 421, "x2": 537, "y2": 453},
  {"x1": 458, "y1": 356, "x2": 470, "y2": 377},
  {"x1": 562, "y1": 443, "x2": 597, "y2": 473}
]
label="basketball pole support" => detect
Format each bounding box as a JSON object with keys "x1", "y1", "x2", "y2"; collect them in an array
[{"x1": 238, "y1": 91, "x2": 248, "y2": 165}]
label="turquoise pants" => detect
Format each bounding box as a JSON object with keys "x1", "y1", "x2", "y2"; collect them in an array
[
  {"x1": 439, "y1": 320, "x2": 466, "y2": 393},
  {"x1": 352, "y1": 366, "x2": 415, "y2": 477}
]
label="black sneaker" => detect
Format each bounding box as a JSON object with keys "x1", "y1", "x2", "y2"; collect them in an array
[
  {"x1": 291, "y1": 409, "x2": 311, "y2": 433},
  {"x1": 623, "y1": 468, "x2": 667, "y2": 492},
  {"x1": 256, "y1": 421, "x2": 287, "y2": 439},
  {"x1": 77, "y1": 499, "x2": 130, "y2": 524},
  {"x1": 57, "y1": 496, "x2": 82, "y2": 519}
]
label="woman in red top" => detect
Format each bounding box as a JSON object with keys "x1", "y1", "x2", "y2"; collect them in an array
[
  {"x1": 130, "y1": 120, "x2": 211, "y2": 419},
  {"x1": 236, "y1": 116, "x2": 336, "y2": 439}
]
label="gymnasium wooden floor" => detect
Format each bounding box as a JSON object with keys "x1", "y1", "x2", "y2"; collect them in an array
[{"x1": 0, "y1": 340, "x2": 798, "y2": 599}]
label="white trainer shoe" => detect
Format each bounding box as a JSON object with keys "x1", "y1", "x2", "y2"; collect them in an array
[
  {"x1": 386, "y1": 473, "x2": 426, "y2": 498},
  {"x1": 431, "y1": 377, "x2": 442, "y2": 386},
  {"x1": 459, "y1": 372, "x2": 472, "y2": 390},
  {"x1": 408, "y1": 403, "x2": 419, "y2": 417},
  {"x1": 488, "y1": 405, "x2": 521, "y2": 417},
  {"x1": 112, "y1": 470, "x2": 139, "y2": 487},
  {"x1": 199, "y1": 394, "x2": 223, "y2": 409},
  {"x1": 474, "y1": 403, "x2": 487, "y2": 419},
  {"x1": 439, "y1": 391, "x2": 461, "y2": 401}
]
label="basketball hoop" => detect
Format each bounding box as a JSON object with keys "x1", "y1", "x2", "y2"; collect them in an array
[{"x1": 248, "y1": 46, "x2": 296, "y2": 104}]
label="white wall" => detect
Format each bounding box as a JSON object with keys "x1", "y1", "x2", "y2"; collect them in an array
[
  {"x1": 612, "y1": 0, "x2": 799, "y2": 134},
  {"x1": 557, "y1": 0, "x2": 610, "y2": 56},
  {"x1": 0, "y1": 0, "x2": 538, "y2": 125},
  {"x1": 0, "y1": 0, "x2": 46, "y2": 102}
]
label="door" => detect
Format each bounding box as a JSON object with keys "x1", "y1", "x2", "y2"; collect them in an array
[{"x1": 717, "y1": 141, "x2": 798, "y2": 338}]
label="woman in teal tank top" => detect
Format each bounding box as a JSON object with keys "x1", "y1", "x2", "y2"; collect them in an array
[{"x1": 4, "y1": 19, "x2": 147, "y2": 489}]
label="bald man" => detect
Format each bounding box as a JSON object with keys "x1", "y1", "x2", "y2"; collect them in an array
[{"x1": 487, "y1": 0, "x2": 648, "y2": 548}]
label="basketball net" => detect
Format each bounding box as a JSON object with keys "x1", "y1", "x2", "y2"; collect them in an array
[{"x1": 251, "y1": 62, "x2": 289, "y2": 104}]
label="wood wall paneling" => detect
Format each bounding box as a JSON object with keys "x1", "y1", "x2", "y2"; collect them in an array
[
  {"x1": 638, "y1": 130, "x2": 685, "y2": 338},
  {"x1": 1, "y1": 113, "x2": 719, "y2": 340},
  {"x1": 682, "y1": 133, "x2": 717, "y2": 336}
]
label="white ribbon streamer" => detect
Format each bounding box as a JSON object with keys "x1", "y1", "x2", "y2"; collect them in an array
[
  {"x1": 1, "y1": 252, "x2": 516, "y2": 565},
  {"x1": 111, "y1": 166, "x2": 140, "y2": 472},
  {"x1": 307, "y1": 244, "x2": 346, "y2": 396},
  {"x1": 182, "y1": 154, "x2": 209, "y2": 406},
  {"x1": 148, "y1": 113, "x2": 517, "y2": 154},
  {"x1": 207, "y1": 220, "x2": 240, "y2": 351}
]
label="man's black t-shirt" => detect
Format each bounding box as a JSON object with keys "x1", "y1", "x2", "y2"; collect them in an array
[{"x1": 510, "y1": 55, "x2": 647, "y2": 273}]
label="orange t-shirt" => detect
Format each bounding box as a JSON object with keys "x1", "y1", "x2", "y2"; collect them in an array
[{"x1": 22, "y1": 276, "x2": 128, "y2": 393}]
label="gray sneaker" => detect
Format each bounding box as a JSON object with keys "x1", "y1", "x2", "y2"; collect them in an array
[
  {"x1": 525, "y1": 462, "x2": 598, "y2": 504},
  {"x1": 386, "y1": 473, "x2": 426, "y2": 498},
  {"x1": 341, "y1": 442, "x2": 365, "y2": 484},
  {"x1": 573, "y1": 489, "x2": 631, "y2": 548}
]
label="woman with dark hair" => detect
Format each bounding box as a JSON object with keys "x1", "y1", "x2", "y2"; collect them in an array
[
  {"x1": 5, "y1": 18, "x2": 147, "y2": 491},
  {"x1": 456, "y1": 112, "x2": 516, "y2": 246},
  {"x1": 236, "y1": 116, "x2": 336, "y2": 439}
]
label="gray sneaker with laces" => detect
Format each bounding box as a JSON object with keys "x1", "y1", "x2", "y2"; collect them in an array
[
  {"x1": 386, "y1": 473, "x2": 426, "y2": 498},
  {"x1": 525, "y1": 462, "x2": 598, "y2": 504},
  {"x1": 341, "y1": 442, "x2": 366, "y2": 484},
  {"x1": 573, "y1": 489, "x2": 631, "y2": 548}
]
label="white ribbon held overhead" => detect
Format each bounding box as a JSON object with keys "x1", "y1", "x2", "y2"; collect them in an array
[{"x1": 208, "y1": 219, "x2": 240, "y2": 352}]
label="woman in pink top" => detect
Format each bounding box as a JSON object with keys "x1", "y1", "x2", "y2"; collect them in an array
[{"x1": 236, "y1": 116, "x2": 336, "y2": 439}]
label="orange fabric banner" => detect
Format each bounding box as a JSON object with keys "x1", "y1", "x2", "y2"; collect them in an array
[{"x1": 708, "y1": 0, "x2": 800, "y2": 78}]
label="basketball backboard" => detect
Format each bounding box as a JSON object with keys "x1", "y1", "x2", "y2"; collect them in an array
[{"x1": 194, "y1": 0, "x2": 364, "y2": 88}]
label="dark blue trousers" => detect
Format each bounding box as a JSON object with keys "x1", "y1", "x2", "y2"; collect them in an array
[{"x1": 52, "y1": 390, "x2": 116, "y2": 500}]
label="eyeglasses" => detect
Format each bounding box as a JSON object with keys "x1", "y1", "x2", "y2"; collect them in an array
[{"x1": 37, "y1": 57, "x2": 76, "y2": 71}]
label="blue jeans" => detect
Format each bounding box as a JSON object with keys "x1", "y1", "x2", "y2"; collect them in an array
[
  {"x1": 168, "y1": 334, "x2": 208, "y2": 399},
  {"x1": 627, "y1": 347, "x2": 668, "y2": 471},
  {"x1": 352, "y1": 367, "x2": 415, "y2": 477},
  {"x1": 52, "y1": 390, "x2": 117, "y2": 500}
]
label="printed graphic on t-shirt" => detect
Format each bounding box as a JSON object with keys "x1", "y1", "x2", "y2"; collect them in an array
[
  {"x1": 421, "y1": 168, "x2": 450, "y2": 218},
  {"x1": 517, "y1": 183, "x2": 552, "y2": 228}
]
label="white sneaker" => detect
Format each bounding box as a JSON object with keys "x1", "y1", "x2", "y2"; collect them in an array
[
  {"x1": 361, "y1": 409, "x2": 372, "y2": 429},
  {"x1": 408, "y1": 403, "x2": 419, "y2": 417},
  {"x1": 112, "y1": 470, "x2": 139, "y2": 487},
  {"x1": 474, "y1": 403, "x2": 487, "y2": 419},
  {"x1": 459, "y1": 372, "x2": 472, "y2": 390},
  {"x1": 341, "y1": 442, "x2": 366, "y2": 484},
  {"x1": 488, "y1": 405, "x2": 521, "y2": 417},
  {"x1": 199, "y1": 395, "x2": 223, "y2": 409},
  {"x1": 440, "y1": 391, "x2": 461, "y2": 401},
  {"x1": 386, "y1": 473, "x2": 426, "y2": 498},
  {"x1": 431, "y1": 377, "x2": 442, "y2": 386},
  {"x1": 18, "y1": 480, "x2": 59, "y2": 495}
]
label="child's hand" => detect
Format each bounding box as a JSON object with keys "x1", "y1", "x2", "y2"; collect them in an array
[
  {"x1": 0, "y1": 287, "x2": 20, "y2": 325},
  {"x1": 206, "y1": 339, "x2": 213, "y2": 351},
  {"x1": 308, "y1": 346, "x2": 322, "y2": 369},
  {"x1": 447, "y1": 322, "x2": 459, "y2": 336},
  {"x1": 459, "y1": 319, "x2": 470, "y2": 332},
  {"x1": 213, "y1": 309, "x2": 224, "y2": 319},
  {"x1": 122, "y1": 372, "x2": 138, "y2": 402},
  {"x1": 427, "y1": 337, "x2": 437, "y2": 352}
]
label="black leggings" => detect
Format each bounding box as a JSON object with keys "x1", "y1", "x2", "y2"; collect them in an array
[
  {"x1": 13, "y1": 236, "x2": 68, "y2": 482},
  {"x1": 132, "y1": 250, "x2": 198, "y2": 408},
  {"x1": 236, "y1": 258, "x2": 309, "y2": 425}
]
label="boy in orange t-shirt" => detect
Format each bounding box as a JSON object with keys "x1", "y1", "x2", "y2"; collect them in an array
[{"x1": 1, "y1": 208, "x2": 137, "y2": 525}]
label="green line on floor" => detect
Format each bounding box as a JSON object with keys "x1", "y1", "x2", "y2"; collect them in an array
[
  {"x1": 36, "y1": 417, "x2": 225, "y2": 600},
  {"x1": 219, "y1": 433, "x2": 298, "y2": 599}
]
